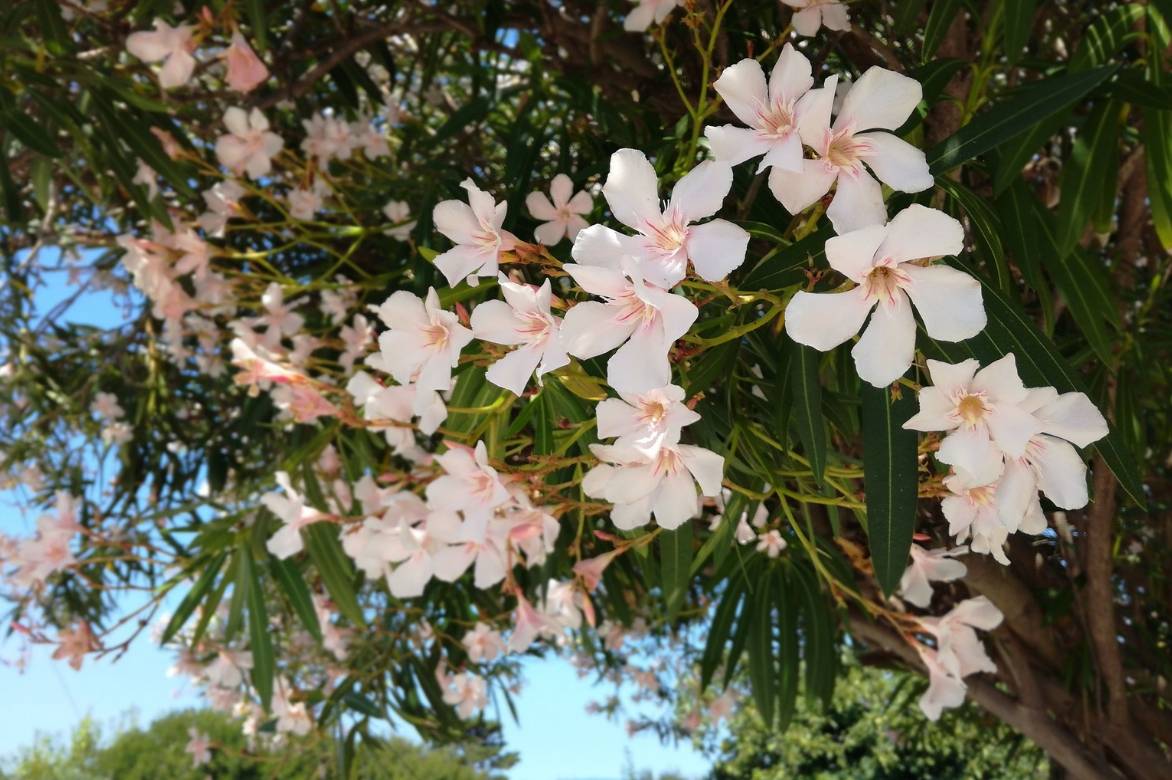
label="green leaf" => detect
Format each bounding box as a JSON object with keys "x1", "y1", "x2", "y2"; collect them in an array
[
  {"x1": 700, "y1": 579, "x2": 744, "y2": 691},
  {"x1": 991, "y1": 108, "x2": 1071, "y2": 195},
  {"x1": 774, "y1": 570, "x2": 799, "y2": 729},
  {"x1": 160, "y1": 551, "x2": 228, "y2": 644},
  {"x1": 927, "y1": 66, "x2": 1118, "y2": 174},
  {"x1": 0, "y1": 107, "x2": 61, "y2": 157},
  {"x1": 860, "y1": 383, "x2": 918, "y2": 597},
  {"x1": 246, "y1": 0, "x2": 268, "y2": 51},
  {"x1": 1002, "y1": 0, "x2": 1036, "y2": 64},
  {"x1": 241, "y1": 550, "x2": 275, "y2": 710},
  {"x1": 33, "y1": 0, "x2": 70, "y2": 54},
  {"x1": 894, "y1": 0, "x2": 928, "y2": 36},
  {"x1": 932, "y1": 256, "x2": 1146, "y2": 507},
  {"x1": 937, "y1": 176, "x2": 1010, "y2": 294},
  {"x1": 994, "y1": 181, "x2": 1054, "y2": 330},
  {"x1": 659, "y1": 522, "x2": 693, "y2": 622},
  {"x1": 788, "y1": 342, "x2": 827, "y2": 488},
  {"x1": 1070, "y1": 3, "x2": 1145, "y2": 71},
  {"x1": 271, "y1": 557, "x2": 323, "y2": 642},
  {"x1": 1056, "y1": 101, "x2": 1119, "y2": 258},
  {"x1": 747, "y1": 569, "x2": 776, "y2": 727},
  {"x1": 89, "y1": 91, "x2": 196, "y2": 199},
  {"x1": 741, "y1": 223, "x2": 833, "y2": 290},
  {"x1": 304, "y1": 523, "x2": 365, "y2": 626},
  {"x1": 922, "y1": 0, "x2": 961, "y2": 62}
]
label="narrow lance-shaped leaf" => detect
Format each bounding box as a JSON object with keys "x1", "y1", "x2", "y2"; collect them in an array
[
  {"x1": 304, "y1": 523, "x2": 365, "y2": 627},
  {"x1": 788, "y1": 342, "x2": 827, "y2": 488},
  {"x1": 241, "y1": 550, "x2": 275, "y2": 710},
  {"x1": 659, "y1": 521, "x2": 693, "y2": 622},
  {"x1": 861, "y1": 382, "x2": 919, "y2": 597},
  {"x1": 1056, "y1": 101, "x2": 1119, "y2": 258}
]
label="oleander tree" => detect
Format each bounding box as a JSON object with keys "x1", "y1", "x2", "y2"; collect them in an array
[{"x1": 0, "y1": 1, "x2": 1169, "y2": 777}]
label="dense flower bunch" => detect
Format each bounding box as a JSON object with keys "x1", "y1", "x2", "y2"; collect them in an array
[{"x1": 2, "y1": 1, "x2": 1155, "y2": 771}]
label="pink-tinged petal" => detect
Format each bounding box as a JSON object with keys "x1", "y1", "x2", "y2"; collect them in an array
[
  {"x1": 756, "y1": 131, "x2": 804, "y2": 173},
  {"x1": 712, "y1": 58, "x2": 769, "y2": 127},
  {"x1": 609, "y1": 327, "x2": 672, "y2": 392},
  {"x1": 826, "y1": 170, "x2": 886, "y2": 233},
  {"x1": 995, "y1": 458, "x2": 1038, "y2": 531},
  {"x1": 705, "y1": 125, "x2": 775, "y2": 167},
  {"x1": 376, "y1": 290, "x2": 429, "y2": 330},
  {"x1": 769, "y1": 43, "x2": 814, "y2": 105},
  {"x1": 538, "y1": 335, "x2": 570, "y2": 377},
  {"x1": 791, "y1": 7, "x2": 823, "y2": 37},
  {"x1": 795, "y1": 75, "x2": 838, "y2": 147},
  {"x1": 623, "y1": 2, "x2": 657, "y2": 32},
  {"x1": 432, "y1": 546, "x2": 476, "y2": 582},
  {"x1": 767, "y1": 159, "x2": 837, "y2": 216},
  {"x1": 501, "y1": 275, "x2": 543, "y2": 315},
  {"x1": 433, "y1": 200, "x2": 482, "y2": 245},
  {"x1": 560, "y1": 302, "x2": 637, "y2": 359},
  {"x1": 938, "y1": 427, "x2": 1005, "y2": 485},
  {"x1": 596, "y1": 398, "x2": 642, "y2": 439},
  {"x1": 460, "y1": 179, "x2": 498, "y2": 225},
  {"x1": 570, "y1": 224, "x2": 628, "y2": 271},
  {"x1": 1030, "y1": 434, "x2": 1090, "y2": 509},
  {"x1": 652, "y1": 469, "x2": 699, "y2": 529},
  {"x1": 611, "y1": 495, "x2": 654, "y2": 530},
  {"x1": 669, "y1": 160, "x2": 733, "y2": 223},
  {"x1": 566, "y1": 258, "x2": 633, "y2": 298},
  {"x1": 126, "y1": 25, "x2": 174, "y2": 62},
  {"x1": 685, "y1": 219, "x2": 749, "y2": 282},
  {"x1": 837, "y1": 66, "x2": 923, "y2": 132},
  {"x1": 971, "y1": 353, "x2": 1028, "y2": 405},
  {"x1": 223, "y1": 107, "x2": 251, "y2": 136},
  {"x1": 565, "y1": 214, "x2": 590, "y2": 241},
  {"x1": 549, "y1": 173, "x2": 574, "y2": 208},
  {"x1": 473, "y1": 547, "x2": 508, "y2": 588},
  {"x1": 416, "y1": 352, "x2": 458, "y2": 397},
  {"x1": 158, "y1": 49, "x2": 196, "y2": 89},
  {"x1": 581, "y1": 463, "x2": 616, "y2": 498},
  {"x1": 607, "y1": 462, "x2": 661, "y2": 504},
  {"x1": 525, "y1": 191, "x2": 558, "y2": 221},
  {"x1": 568, "y1": 190, "x2": 594, "y2": 214},
  {"x1": 266, "y1": 525, "x2": 304, "y2": 559},
  {"x1": 925, "y1": 358, "x2": 981, "y2": 397},
  {"x1": 434, "y1": 245, "x2": 490, "y2": 288},
  {"x1": 986, "y1": 403, "x2": 1042, "y2": 458},
  {"x1": 533, "y1": 219, "x2": 568, "y2": 246},
  {"x1": 901, "y1": 264, "x2": 986, "y2": 342},
  {"x1": 851, "y1": 292, "x2": 916, "y2": 387},
  {"x1": 486, "y1": 345, "x2": 544, "y2": 396},
  {"x1": 951, "y1": 595, "x2": 1004, "y2": 631},
  {"x1": 603, "y1": 149, "x2": 662, "y2": 230},
  {"x1": 387, "y1": 556, "x2": 433, "y2": 598},
  {"x1": 470, "y1": 300, "x2": 524, "y2": 345},
  {"x1": 1035, "y1": 392, "x2": 1108, "y2": 447},
  {"x1": 821, "y1": 2, "x2": 851, "y2": 30},
  {"x1": 641, "y1": 286, "x2": 699, "y2": 343},
  {"x1": 824, "y1": 223, "x2": 887, "y2": 283},
  {"x1": 903, "y1": 386, "x2": 962, "y2": 432},
  {"x1": 678, "y1": 444, "x2": 725, "y2": 496},
  {"x1": 785, "y1": 286, "x2": 874, "y2": 351},
  {"x1": 878, "y1": 204, "x2": 965, "y2": 264},
  {"x1": 858, "y1": 131, "x2": 933, "y2": 193}
]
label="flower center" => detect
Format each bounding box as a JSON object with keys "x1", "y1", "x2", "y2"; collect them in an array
[
  {"x1": 645, "y1": 216, "x2": 688, "y2": 255},
  {"x1": 956, "y1": 394, "x2": 988, "y2": 425},
  {"x1": 421, "y1": 323, "x2": 449, "y2": 349},
  {"x1": 641, "y1": 398, "x2": 669, "y2": 426},
  {"x1": 864, "y1": 264, "x2": 907, "y2": 302},
  {"x1": 825, "y1": 127, "x2": 869, "y2": 169},
  {"x1": 967, "y1": 483, "x2": 996, "y2": 506},
  {"x1": 757, "y1": 100, "x2": 795, "y2": 138},
  {"x1": 556, "y1": 205, "x2": 574, "y2": 221}
]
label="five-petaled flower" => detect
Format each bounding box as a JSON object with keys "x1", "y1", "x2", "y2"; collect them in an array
[
  {"x1": 432, "y1": 179, "x2": 519, "y2": 287},
  {"x1": 471, "y1": 274, "x2": 569, "y2": 396},
  {"x1": 526, "y1": 174, "x2": 594, "y2": 245}
]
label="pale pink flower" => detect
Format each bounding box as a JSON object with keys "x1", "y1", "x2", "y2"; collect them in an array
[
  {"x1": 782, "y1": 0, "x2": 851, "y2": 37},
  {"x1": 441, "y1": 670, "x2": 488, "y2": 718},
  {"x1": 301, "y1": 113, "x2": 357, "y2": 166},
  {"x1": 785, "y1": 205, "x2": 981, "y2": 387},
  {"x1": 425, "y1": 441, "x2": 510, "y2": 513},
  {"x1": 624, "y1": 0, "x2": 680, "y2": 32},
  {"x1": 904, "y1": 355, "x2": 1040, "y2": 484},
  {"x1": 582, "y1": 441, "x2": 724, "y2": 530},
  {"x1": 595, "y1": 383, "x2": 699, "y2": 457},
  {"x1": 263, "y1": 471, "x2": 327, "y2": 559},
  {"x1": 126, "y1": 20, "x2": 196, "y2": 89},
  {"x1": 272, "y1": 684, "x2": 312, "y2": 736},
  {"x1": 132, "y1": 161, "x2": 158, "y2": 199},
  {"x1": 915, "y1": 643, "x2": 967, "y2": 721},
  {"x1": 526, "y1": 174, "x2": 593, "y2": 245},
  {"x1": 346, "y1": 370, "x2": 441, "y2": 454},
  {"x1": 204, "y1": 649, "x2": 253, "y2": 689},
  {"x1": 573, "y1": 550, "x2": 620, "y2": 591},
  {"x1": 507, "y1": 593, "x2": 558, "y2": 652},
  {"x1": 52, "y1": 622, "x2": 98, "y2": 671},
  {"x1": 271, "y1": 383, "x2": 337, "y2": 423},
  {"x1": 374, "y1": 288, "x2": 473, "y2": 405},
  {"x1": 918, "y1": 596, "x2": 1003, "y2": 680},
  {"x1": 432, "y1": 179, "x2": 518, "y2": 287},
  {"x1": 590, "y1": 149, "x2": 749, "y2": 288},
  {"x1": 223, "y1": 32, "x2": 269, "y2": 93},
  {"x1": 559, "y1": 256, "x2": 697, "y2": 392},
  {"x1": 91, "y1": 391, "x2": 124, "y2": 420},
  {"x1": 287, "y1": 187, "x2": 321, "y2": 221},
  {"x1": 214, "y1": 108, "x2": 284, "y2": 180},
  {"x1": 462, "y1": 622, "x2": 506, "y2": 663},
  {"x1": 471, "y1": 275, "x2": 569, "y2": 395},
  {"x1": 756, "y1": 529, "x2": 787, "y2": 558},
  {"x1": 198, "y1": 180, "x2": 246, "y2": 236},
  {"x1": 899, "y1": 544, "x2": 968, "y2": 608},
  {"x1": 768, "y1": 67, "x2": 931, "y2": 232},
  {"x1": 383, "y1": 200, "x2": 415, "y2": 240},
  {"x1": 185, "y1": 727, "x2": 212, "y2": 767},
  {"x1": 941, "y1": 472, "x2": 1012, "y2": 564},
  {"x1": 11, "y1": 493, "x2": 81, "y2": 587},
  {"x1": 706, "y1": 45, "x2": 815, "y2": 173}
]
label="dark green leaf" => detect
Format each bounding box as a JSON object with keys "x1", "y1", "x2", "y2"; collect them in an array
[
  {"x1": 741, "y1": 223, "x2": 833, "y2": 290},
  {"x1": 271, "y1": 557, "x2": 323, "y2": 642},
  {"x1": 242, "y1": 551, "x2": 275, "y2": 710},
  {"x1": 304, "y1": 523, "x2": 365, "y2": 626},
  {"x1": 788, "y1": 342, "x2": 827, "y2": 488},
  {"x1": 860, "y1": 383, "x2": 918, "y2": 597},
  {"x1": 747, "y1": 569, "x2": 776, "y2": 727},
  {"x1": 700, "y1": 579, "x2": 744, "y2": 691},
  {"x1": 160, "y1": 551, "x2": 228, "y2": 644},
  {"x1": 659, "y1": 522, "x2": 693, "y2": 622},
  {"x1": 1070, "y1": 4, "x2": 1145, "y2": 71},
  {"x1": 246, "y1": 0, "x2": 268, "y2": 51},
  {"x1": 928, "y1": 66, "x2": 1118, "y2": 173},
  {"x1": 1003, "y1": 0, "x2": 1037, "y2": 64},
  {"x1": 1056, "y1": 101, "x2": 1119, "y2": 258},
  {"x1": 922, "y1": 0, "x2": 962, "y2": 62}
]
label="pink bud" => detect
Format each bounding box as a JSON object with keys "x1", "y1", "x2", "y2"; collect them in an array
[
  {"x1": 573, "y1": 550, "x2": 619, "y2": 592},
  {"x1": 224, "y1": 33, "x2": 269, "y2": 93}
]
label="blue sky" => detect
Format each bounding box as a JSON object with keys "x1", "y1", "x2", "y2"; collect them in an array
[{"x1": 0, "y1": 264, "x2": 710, "y2": 778}]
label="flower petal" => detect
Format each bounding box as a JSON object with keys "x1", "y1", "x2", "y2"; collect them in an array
[
  {"x1": 651, "y1": 469, "x2": 698, "y2": 529},
  {"x1": 678, "y1": 444, "x2": 725, "y2": 496},
  {"x1": 767, "y1": 159, "x2": 836, "y2": 216},
  {"x1": 878, "y1": 204, "x2": 965, "y2": 264},
  {"x1": 837, "y1": 66, "x2": 922, "y2": 132},
  {"x1": 1035, "y1": 392, "x2": 1109, "y2": 447},
  {"x1": 824, "y1": 223, "x2": 887, "y2": 283},
  {"x1": 705, "y1": 125, "x2": 775, "y2": 167},
  {"x1": 971, "y1": 353, "x2": 1028, "y2": 405},
  {"x1": 669, "y1": 160, "x2": 733, "y2": 223},
  {"x1": 560, "y1": 301, "x2": 636, "y2": 359},
  {"x1": 769, "y1": 43, "x2": 814, "y2": 105},
  {"x1": 486, "y1": 345, "x2": 544, "y2": 396},
  {"x1": 603, "y1": 149, "x2": 661, "y2": 230},
  {"x1": 433, "y1": 200, "x2": 482, "y2": 245},
  {"x1": 549, "y1": 174, "x2": 574, "y2": 208},
  {"x1": 986, "y1": 403, "x2": 1042, "y2": 458},
  {"x1": 901, "y1": 264, "x2": 986, "y2": 342},
  {"x1": 858, "y1": 131, "x2": 933, "y2": 193},
  {"x1": 826, "y1": 170, "x2": 886, "y2": 233},
  {"x1": 1031, "y1": 435, "x2": 1090, "y2": 509},
  {"x1": 851, "y1": 292, "x2": 916, "y2": 387},
  {"x1": 685, "y1": 219, "x2": 750, "y2": 282},
  {"x1": 784, "y1": 286, "x2": 874, "y2": 352},
  {"x1": 570, "y1": 224, "x2": 629, "y2": 271},
  {"x1": 712, "y1": 58, "x2": 768, "y2": 127},
  {"x1": 470, "y1": 299, "x2": 524, "y2": 345},
  {"x1": 795, "y1": 75, "x2": 838, "y2": 147},
  {"x1": 525, "y1": 191, "x2": 558, "y2": 221},
  {"x1": 533, "y1": 219, "x2": 568, "y2": 246}
]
